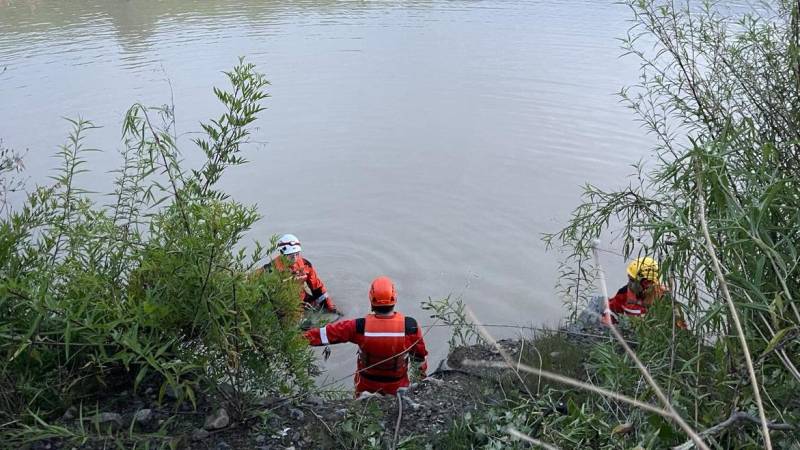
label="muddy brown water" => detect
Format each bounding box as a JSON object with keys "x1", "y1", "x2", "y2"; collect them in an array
[{"x1": 2, "y1": 0, "x2": 670, "y2": 386}]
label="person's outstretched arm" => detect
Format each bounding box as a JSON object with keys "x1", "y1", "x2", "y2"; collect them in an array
[{"x1": 304, "y1": 319, "x2": 357, "y2": 346}]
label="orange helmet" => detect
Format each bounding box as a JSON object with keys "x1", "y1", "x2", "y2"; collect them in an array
[{"x1": 369, "y1": 276, "x2": 397, "y2": 307}]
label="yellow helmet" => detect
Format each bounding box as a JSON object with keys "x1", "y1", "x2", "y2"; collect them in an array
[{"x1": 627, "y1": 257, "x2": 659, "y2": 282}]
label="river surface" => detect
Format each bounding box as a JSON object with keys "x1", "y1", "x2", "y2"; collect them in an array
[{"x1": 1, "y1": 0, "x2": 657, "y2": 386}]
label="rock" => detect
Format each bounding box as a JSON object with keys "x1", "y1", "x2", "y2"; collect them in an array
[
  {"x1": 133, "y1": 408, "x2": 153, "y2": 425},
  {"x1": 215, "y1": 441, "x2": 232, "y2": 450},
  {"x1": 254, "y1": 434, "x2": 266, "y2": 444},
  {"x1": 86, "y1": 412, "x2": 123, "y2": 430},
  {"x1": 60, "y1": 406, "x2": 77, "y2": 421},
  {"x1": 289, "y1": 408, "x2": 304, "y2": 421},
  {"x1": 335, "y1": 408, "x2": 348, "y2": 418},
  {"x1": 304, "y1": 395, "x2": 324, "y2": 407},
  {"x1": 204, "y1": 408, "x2": 230, "y2": 430},
  {"x1": 191, "y1": 428, "x2": 210, "y2": 441}
]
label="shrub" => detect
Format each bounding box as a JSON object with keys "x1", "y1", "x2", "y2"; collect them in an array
[{"x1": 0, "y1": 59, "x2": 312, "y2": 444}]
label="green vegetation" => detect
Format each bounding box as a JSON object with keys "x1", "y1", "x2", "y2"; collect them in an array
[
  {"x1": 441, "y1": 0, "x2": 800, "y2": 448},
  {"x1": 2, "y1": 0, "x2": 799, "y2": 448},
  {"x1": 0, "y1": 59, "x2": 312, "y2": 447}
]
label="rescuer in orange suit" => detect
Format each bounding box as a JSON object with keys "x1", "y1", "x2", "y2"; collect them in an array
[
  {"x1": 607, "y1": 256, "x2": 665, "y2": 318},
  {"x1": 259, "y1": 234, "x2": 338, "y2": 313},
  {"x1": 303, "y1": 276, "x2": 428, "y2": 396},
  {"x1": 570, "y1": 256, "x2": 686, "y2": 331}
]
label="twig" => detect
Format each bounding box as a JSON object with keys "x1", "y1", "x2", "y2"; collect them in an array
[
  {"x1": 306, "y1": 407, "x2": 346, "y2": 449},
  {"x1": 673, "y1": 411, "x2": 794, "y2": 450},
  {"x1": 465, "y1": 307, "x2": 535, "y2": 400},
  {"x1": 604, "y1": 319, "x2": 709, "y2": 450},
  {"x1": 507, "y1": 427, "x2": 560, "y2": 450},
  {"x1": 695, "y1": 164, "x2": 773, "y2": 450},
  {"x1": 464, "y1": 359, "x2": 671, "y2": 418}
]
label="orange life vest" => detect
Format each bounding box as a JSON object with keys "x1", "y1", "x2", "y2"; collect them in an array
[{"x1": 358, "y1": 313, "x2": 409, "y2": 380}]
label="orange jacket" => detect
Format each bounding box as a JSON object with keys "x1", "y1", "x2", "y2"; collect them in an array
[
  {"x1": 263, "y1": 255, "x2": 335, "y2": 311},
  {"x1": 608, "y1": 285, "x2": 658, "y2": 317},
  {"x1": 304, "y1": 312, "x2": 428, "y2": 395},
  {"x1": 608, "y1": 283, "x2": 686, "y2": 328}
]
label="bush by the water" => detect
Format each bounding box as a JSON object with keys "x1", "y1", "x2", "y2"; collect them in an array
[{"x1": 0, "y1": 59, "x2": 312, "y2": 445}]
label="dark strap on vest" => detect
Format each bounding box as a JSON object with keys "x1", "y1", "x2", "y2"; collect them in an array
[
  {"x1": 404, "y1": 317, "x2": 418, "y2": 334},
  {"x1": 355, "y1": 316, "x2": 418, "y2": 335},
  {"x1": 355, "y1": 318, "x2": 366, "y2": 334},
  {"x1": 360, "y1": 372, "x2": 404, "y2": 382}
]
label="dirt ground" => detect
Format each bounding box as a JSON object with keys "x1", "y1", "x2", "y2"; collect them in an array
[{"x1": 30, "y1": 340, "x2": 523, "y2": 450}]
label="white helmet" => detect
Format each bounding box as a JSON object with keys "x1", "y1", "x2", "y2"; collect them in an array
[{"x1": 277, "y1": 233, "x2": 302, "y2": 255}]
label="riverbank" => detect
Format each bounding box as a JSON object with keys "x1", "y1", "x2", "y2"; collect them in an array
[{"x1": 25, "y1": 338, "x2": 568, "y2": 450}]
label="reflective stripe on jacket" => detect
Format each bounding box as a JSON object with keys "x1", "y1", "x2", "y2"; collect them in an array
[{"x1": 607, "y1": 283, "x2": 686, "y2": 326}]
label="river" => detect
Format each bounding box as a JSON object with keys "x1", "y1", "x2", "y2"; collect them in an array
[{"x1": 1, "y1": 0, "x2": 655, "y2": 386}]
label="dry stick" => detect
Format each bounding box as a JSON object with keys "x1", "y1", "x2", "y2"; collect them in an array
[
  {"x1": 590, "y1": 240, "x2": 708, "y2": 449},
  {"x1": 507, "y1": 427, "x2": 561, "y2": 450},
  {"x1": 603, "y1": 320, "x2": 708, "y2": 450},
  {"x1": 465, "y1": 307, "x2": 535, "y2": 400},
  {"x1": 695, "y1": 167, "x2": 773, "y2": 450},
  {"x1": 463, "y1": 359, "x2": 670, "y2": 418},
  {"x1": 672, "y1": 411, "x2": 794, "y2": 450},
  {"x1": 461, "y1": 315, "x2": 702, "y2": 448}
]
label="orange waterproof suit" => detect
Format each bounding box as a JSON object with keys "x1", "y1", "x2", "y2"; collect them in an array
[
  {"x1": 263, "y1": 255, "x2": 337, "y2": 312},
  {"x1": 304, "y1": 312, "x2": 428, "y2": 396},
  {"x1": 608, "y1": 282, "x2": 686, "y2": 328},
  {"x1": 607, "y1": 284, "x2": 664, "y2": 317}
]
